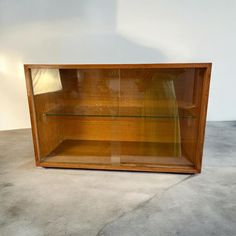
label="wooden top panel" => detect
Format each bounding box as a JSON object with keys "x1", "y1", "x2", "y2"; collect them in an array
[{"x1": 24, "y1": 63, "x2": 212, "y2": 70}]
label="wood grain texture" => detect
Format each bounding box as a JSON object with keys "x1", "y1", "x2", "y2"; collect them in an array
[
  {"x1": 24, "y1": 63, "x2": 212, "y2": 69},
  {"x1": 24, "y1": 63, "x2": 212, "y2": 173},
  {"x1": 24, "y1": 66, "x2": 41, "y2": 166},
  {"x1": 40, "y1": 162, "x2": 198, "y2": 174},
  {"x1": 61, "y1": 117, "x2": 181, "y2": 143},
  {"x1": 194, "y1": 64, "x2": 212, "y2": 172},
  {"x1": 33, "y1": 92, "x2": 64, "y2": 158},
  {"x1": 44, "y1": 139, "x2": 188, "y2": 163}
]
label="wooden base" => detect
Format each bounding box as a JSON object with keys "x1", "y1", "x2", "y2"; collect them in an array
[{"x1": 39, "y1": 139, "x2": 196, "y2": 173}]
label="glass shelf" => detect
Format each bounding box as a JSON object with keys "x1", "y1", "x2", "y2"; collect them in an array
[{"x1": 44, "y1": 106, "x2": 196, "y2": 119}]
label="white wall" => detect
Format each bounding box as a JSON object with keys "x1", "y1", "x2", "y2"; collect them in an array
[{"x1": 0, "y1": 0, "x2": 236, "y2": 130}]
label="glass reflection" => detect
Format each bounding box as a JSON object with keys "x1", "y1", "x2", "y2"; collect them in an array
[{"x1": 32, "y1": 68, "x2": 62, "y2": 95}]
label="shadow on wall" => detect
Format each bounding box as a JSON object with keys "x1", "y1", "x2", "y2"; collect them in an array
[
  {"x1": 0, "y1": 0, "x2": 166, "y2": 63},
  {"x1": 0, "y1": 0, "x2": 167, "y2": 130}
]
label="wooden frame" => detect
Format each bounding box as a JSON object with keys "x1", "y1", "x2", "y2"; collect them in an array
[{"x1": 24, "y1": 63, "x2": 212, "y2": 174}]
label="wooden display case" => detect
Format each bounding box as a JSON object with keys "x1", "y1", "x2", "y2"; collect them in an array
[{"x1": 24, "y1": 63, "x2": 212, "y2": 173}]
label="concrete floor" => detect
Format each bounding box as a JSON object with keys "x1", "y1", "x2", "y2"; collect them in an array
[{"x1": 0, "y1": 121, "x2": 235, "y2": 236}]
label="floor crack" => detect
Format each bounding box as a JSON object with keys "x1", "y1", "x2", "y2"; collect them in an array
[{"x1": 96, "y1": 175, "x2": 194, "y2": 236}]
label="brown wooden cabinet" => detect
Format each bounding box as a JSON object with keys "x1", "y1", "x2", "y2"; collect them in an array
[{"x1": 24, "y1": 63, "x2": 212, "y2": 173}]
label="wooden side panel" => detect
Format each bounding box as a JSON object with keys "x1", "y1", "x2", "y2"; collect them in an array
[
  {"x1": 194, "y1": 65, "x2": 212, "y2": 172},
  {"x1": 24, "y1": 67, "x2": 41, "y2": 165}
]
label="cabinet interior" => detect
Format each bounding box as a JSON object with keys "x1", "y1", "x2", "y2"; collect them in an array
[{"x1": 28, "y1": 66, "x2": 208, "y2": 172}]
